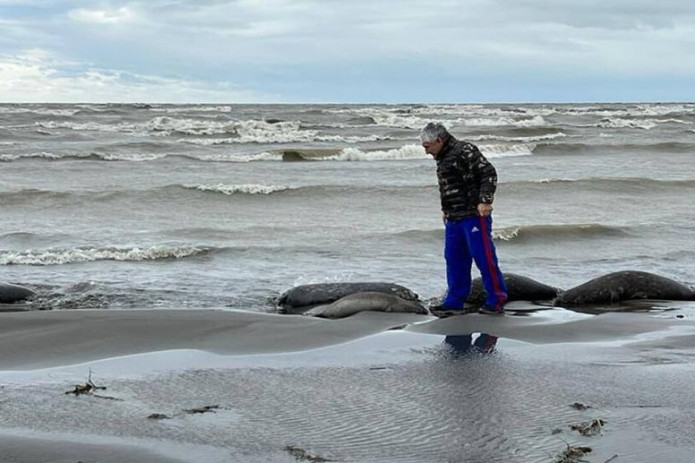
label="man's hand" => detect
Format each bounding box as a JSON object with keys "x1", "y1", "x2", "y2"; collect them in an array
[{"x1": 477, "y1": 203, "x2": 493, "y2": 217}]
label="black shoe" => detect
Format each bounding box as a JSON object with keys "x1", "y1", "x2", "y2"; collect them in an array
[
  {"x1": 430, "y1": 304, "x2": 475, "y2": 318},
  {"x1": 479, "y1": 305, "x2": 505, "y2": 315}
]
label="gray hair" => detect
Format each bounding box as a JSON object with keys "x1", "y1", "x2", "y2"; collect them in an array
[{"x1": 419, "y1": 122, "x2": 449, "y2": 143}]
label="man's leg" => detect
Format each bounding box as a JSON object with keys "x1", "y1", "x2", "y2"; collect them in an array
[
  {"x1": 465, "y1": 216, "x2": 507, "y2": 310},
  {"x1": 442, "y1": 219, "x2": 473, "y2": 309}
]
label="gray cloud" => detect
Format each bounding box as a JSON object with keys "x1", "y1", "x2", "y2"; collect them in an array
[{"x1": 0, "y1": 0, "x2": 693, "y2": 102}]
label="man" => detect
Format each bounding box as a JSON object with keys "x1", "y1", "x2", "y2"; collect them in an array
[{"x1": 420, "y1": 122, "x2": 507, "y2": 316}]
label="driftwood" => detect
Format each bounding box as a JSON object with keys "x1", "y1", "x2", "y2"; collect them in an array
[
  {"x1": 284, "y1": 445, "x2": 332, "y2": 462},
  {"x1": 570, "y1": 418, "x2": 605, "y2": 437},
  {"x1": 64, "y1": 370, "x2": 120, "y2": 400},
  {"x1": 183, "y1": 405, "x2": 220, "y2": 414},
  {"x1": 147, "y1": 404, "x2": 222, "y2": 420},
  {"x1": 554, "y1": 443, "x2": 592, "y2": 463}
]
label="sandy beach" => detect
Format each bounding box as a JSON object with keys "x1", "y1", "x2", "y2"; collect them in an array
[{"x1": 3, "y1": 302, "x2": 695, "y2": 462}]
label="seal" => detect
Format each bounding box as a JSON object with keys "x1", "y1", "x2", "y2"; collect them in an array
[
  {"x1": 277, "y1": 282, "x2": 420, "y2": 314},
  {"x1": 554, "y1": 270, "x2": 695, "y2": 307},
  {"x1": 303, "y1": 291, "x2": 428, "y2": 319},
  {"x1": 466, "y1": 273, "x2": 560, "y2": 306},
  {"x1": 0, "y1": 282, "x2": 36, "y2": 304}
]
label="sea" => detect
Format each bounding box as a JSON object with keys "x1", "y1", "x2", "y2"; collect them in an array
[{"x1": 1, "y1": 102, "x2": 694, "y2": 311}]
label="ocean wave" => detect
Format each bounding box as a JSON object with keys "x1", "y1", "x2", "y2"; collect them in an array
[
  {"x1": 593, "y1": 117, "x2": 691, "y2": 130},
  {"x1": 468, "y1": 132, "x2": 567, "y2": 143},
  {"x1": 533, "y1": 141, "x2": 695, "y2": 156},
  {"x1": 0, "y1": 106, "x2": 80, "y2": 116},
  {"x1": 479, "y1": 143, "x2": 535, "y2": 158},
  {"x1": 278, "y1": 144, "x2": 532, "y2": 162},
  {"x1": 462, "y1": 115, "x2": 547, "y2": 127},
  {"x1": 270, "y1": 145, "x2": 424, "y2": 162},
  {"x1": 493, "y1": 223, "x2": 632, "y2": 243},
  {"x1": 0, "y1": 152, "x2": 63, "y2": 161},
  {"x1": 182, "y1": 183, "x2": 296, "y2": 195},
  {"x1": 150, "y1": 105, "x2": 234, "y2": 113},
  {"x1": 321, "y1": 145, "x2": 427, "y2": 161},
  {"x1": 0, "y1": 188, "x2": 72, "y2": 203},
  {"x1": 181, "y1": 152, "x2": 282, "y2": 162},
  {"x1": 406, "y1": 102, "x2": 694, "y2": 120},
  {"x1": 388, "y1": 222, "x2": 631, "y2": 244},
  {"x1": 325, "y1": 106, "x2": 551, "y2": 130},
  {"x1": 0, "y1": 245, "x2": 212, "y2": 266},
  {"x1": 0, "y1": 232, "x2": 43, "y2": 244},
  {"x1": 502, "y1": 177, "x2": 695, "y2": 196},
  {"x1": 33, "y1": 117, "x2": 325, "y2": 142},
  {"x1": 179, "y1": 133, "x2": 391, "y2": 145},
  {"x1": 324, "y1": 108, "x2": 427, "y2": 128},
  {"x1": 0, "y1": 151, "x2": 167, "y2": 162}
]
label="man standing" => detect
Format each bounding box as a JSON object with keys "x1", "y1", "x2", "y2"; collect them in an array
[{"x1": 420, "y1": 122, "x2": 507, "y2": 316}]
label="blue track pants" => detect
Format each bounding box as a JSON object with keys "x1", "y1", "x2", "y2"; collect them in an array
[{"x1": 442, "y1": 216, "x2": 507, "y2": 310}]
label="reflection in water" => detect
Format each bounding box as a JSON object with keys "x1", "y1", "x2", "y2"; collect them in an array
[{"x1": 444, "y1": 333, "x2": 498, "y2": 355}]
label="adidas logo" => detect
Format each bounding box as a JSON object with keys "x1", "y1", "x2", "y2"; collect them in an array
[{"x1": 471, "y1": 226, "x2": 480, "y2": 232}]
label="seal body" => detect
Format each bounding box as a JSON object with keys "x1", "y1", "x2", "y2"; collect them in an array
[
  {"x1": 0, "y1": 282, "x2": 36, "y2": 304},
  {"x1": 466, "y1": 273, "x2": 559, "y2": 306},
  {"x1": 304, "y1": 292, "x2": 427, "y2": 319},
  {"x1": 555, "y1": 270, "x2": 694, "y2": 306},
  {"x1": 277, "y1": 282, "x2": 420, "y2": 314}
]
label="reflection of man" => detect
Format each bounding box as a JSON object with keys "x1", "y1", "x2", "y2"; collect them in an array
[
  {"x1": 420, "y1": 122, "x2": 507, "y2": 316},
  {"x1": 444, "y1": 334, "x2": 498, "y2": 354}
]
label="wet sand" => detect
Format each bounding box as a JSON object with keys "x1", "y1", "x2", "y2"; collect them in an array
[{"x1": 2, "y1": 303, "x2": 695, "y2": 462}]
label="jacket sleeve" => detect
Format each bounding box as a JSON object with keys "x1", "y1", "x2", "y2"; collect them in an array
[{"x1": 464, "y1": 143, "x2": 498, "y2": 204}]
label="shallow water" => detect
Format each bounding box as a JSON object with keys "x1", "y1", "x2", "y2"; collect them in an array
[
  {"x1": 3, "y1": 327, "x2": 695, "y2": 463},
  {"x1": 1, "y1": 102, "x2": 694, "y2": 312}
]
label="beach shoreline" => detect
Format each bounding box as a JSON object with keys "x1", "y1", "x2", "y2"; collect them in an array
[{"x1": 3, "y1": 305, "x2": 695, "y2": 462}]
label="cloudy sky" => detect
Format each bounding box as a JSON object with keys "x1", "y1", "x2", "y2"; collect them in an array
[{"x1": 1, "y1": 0, "x2": 694, "y2": 103}]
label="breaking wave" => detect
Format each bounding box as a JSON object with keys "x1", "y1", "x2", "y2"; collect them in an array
[
  {"x1": 593, "y1": 117, "x2": 692, "y2": 130},
  {"x1": 391, "y1": 223, "x2": 631, "y2": 244},
  {"x1": 182, "y1": 184, "x2": 296, "y2": 195},
  {"x1": 493, "y1": 223, "x2": 632, "y2": 243},
  {"x1": 532, "y1": 141, "x2": 695, "y2": 156},
  {"x1": 0, "y1": 246, "x2": 212, "y2": 266}
]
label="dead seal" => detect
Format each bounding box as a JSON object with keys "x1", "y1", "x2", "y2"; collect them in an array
[
  {"x1": 304, "y1": 291, "x2": 427, "y2": 319},
  {"x1": 554, "y1": 270, "x2": 695, "y2": 306},
  {"x1": 277, "y1": 282, "x2": 420, "y2": 314},
  {"x1": 466, "y1": 273, "x2": 560, "y2": 306},
  {"x1": 0, "y1": 282, "x2": 36, "y2": 304}
]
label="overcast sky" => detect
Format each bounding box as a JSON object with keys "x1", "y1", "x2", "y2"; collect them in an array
[{"x1": 1, "y1": 0, "x2": 694, "y2": 103}]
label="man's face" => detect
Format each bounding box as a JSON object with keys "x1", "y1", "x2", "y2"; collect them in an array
[{"x1": 422, "y1": 138, "x2": 443, "y2": 157}]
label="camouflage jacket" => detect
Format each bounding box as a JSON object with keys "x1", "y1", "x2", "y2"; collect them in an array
[{"x1": 435, "y1": 135, "x2": 498, "y2": 220}]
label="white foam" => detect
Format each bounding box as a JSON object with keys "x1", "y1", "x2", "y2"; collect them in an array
[
  {"x1": 0, "y1": 152, "x2": 62, "y2": 161},
  {"x1": 463, "y1": 115, "x2": 547, "y2": 127},
  {"x1": 0, "y1": 107, "x2": 79, "y2": 116},
  {"x1": 593, "y1": 117, "x2": 690, "y2": 130},
  {"x1": 326, "y1": 145, "x2": 428, "y2": 161},
  {"x1": 493, "y1": 227, "x2": 521, "y2": 241},
  {"x1": 469, "y1": 132, "x2": 567, "y2": 143},
  {"x1": 0, "y1": 246, "x2": 208, "y2": 266},
  {"x1": 182, "y1": 152, "x2": 282, "y2": 162},
  {"x1": 179, "y1": 133, "x2": 388, "y2": 145},
  {"x1": 184, "y1": 183, "x2": 293, "y2": 195},
  {"x1": 479, "y1": 143, "x2": 535, "y2": 158},
  {"x1": 0, "y1": 151, "x2": 166, "y2": 162},
  {"x1": 33, "y1": 117, "x2": 319, "y2": 142},
  {"x1": 151, "y1": 105, "x2": 234, "y2": 113}
]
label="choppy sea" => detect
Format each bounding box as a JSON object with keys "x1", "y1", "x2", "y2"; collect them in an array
[{"x1": 1, "y1": 102, "x2": 694, "y2": 310}]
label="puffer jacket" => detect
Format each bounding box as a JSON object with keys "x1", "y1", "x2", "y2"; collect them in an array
[{"x1": 435, "y1": 135, "x2": 498, "y2": 220}]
